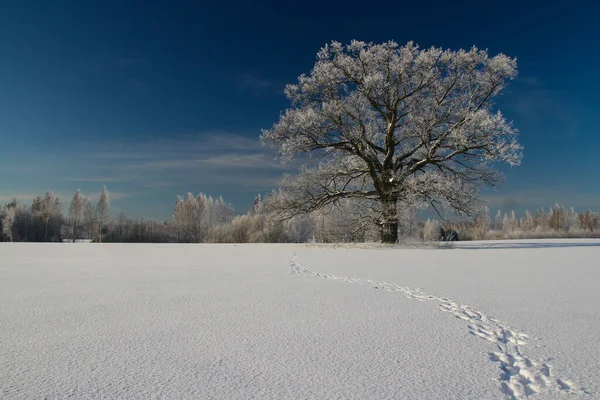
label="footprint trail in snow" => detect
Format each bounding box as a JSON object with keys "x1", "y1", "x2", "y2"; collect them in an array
[{"x1": 289, "y1": 255, "x2": 591, "y2": 399}]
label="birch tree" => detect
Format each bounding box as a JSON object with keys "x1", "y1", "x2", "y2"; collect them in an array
[
  {"x1": 173, "y1": 196, "x2": 186, "y2": 241},
  {"x1": 521, "y1": 210, "x2": 534, "y2": 231},
  {"x1": 68, "y1": 190, "x2": 86, "y2": 240},
  {"x1": 97, "y1": 186, "x2": 110, "y2": 242},
  {"x1": 172, "y1": 193, "x2": 208, "y2": 242},
  {"x1": 186, "y1": 193, "x2": 205, "y2": 242},
  {"x1": 84, "y1": 197, "x2": 97, "y2": 240},
  {"x1": 494, "y1": 209, "x2": 503, "y2": 231},
  {"x1": 472, "y1": 206, "x2": 491, "y2": 239},
  {"x1": 31, "y1": 191, "x2": 62, "y2": 242},
  {"x1": 1, "y1": 200, "x2": 17, "y2": 242},
  {"x1": 212, "y1": 196, "x2": 235, "y2": 226},
  {"x1": 262, "y1": 41, "x2": 522, "y2": 243}
]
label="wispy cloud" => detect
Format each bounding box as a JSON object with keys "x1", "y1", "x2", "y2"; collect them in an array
[
  {"x1": 62, "y1": 177, "x2": 124, "y2": 183},
  {"x1": 55, "y1": 132, "x2": 290, "y2": 191},
  {"x1": 95, "y1": 153, "x2": 149, "y2": 160},
  {"x1": 0, "y1": 191, "x2": 131, "y2": 205},
  {"x1": 1, "y1": 132, "x2": 292, "y2": 217},
  {"x1": 196, "y1": 153, "x2": 280, "y2": 168},
  {"x1": 124, "y1": 159, "x2": 199, "y2": 170},
  {"x1": 5, "y1": 129, "x2": 597, "y2": 219},
  {"x1": 121, "y1": 153, "x2": 281, "y2": 171},
  {"x1": 482, "y1": 189, "x2": 600, "y2": 211}
]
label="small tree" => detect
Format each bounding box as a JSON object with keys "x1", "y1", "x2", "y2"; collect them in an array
[
  {"x1": 521, "y1": 210, "x2": 534, "y2": 232},
  {"x1": 565, "y1": 207, "x2": 579, "y2": 232},
  {"x1": 548, "y1": 204, "x2": 565, "y2": 232},
  {"x1": 494, "y1": 209, "x2": 503, "y2": 231},
  {"x1": 249, "y1": 194, "x2": 262, "y2": 216},
  {"x1": 173, "y1": 196, "x2": 186, "y2": 242},
  {"x1": 1, "y1": 199, "x2": 18, "y2": 242},
  {"x1": 502, "y1": 211, "x2": 517, "y2": 234},
  {"x1": 212, "y1": 196, "x2": 235, "y2": 226},
  {"x1": 423, "y1": 219, "x2": 440, "y2": 241},
  {"x1": 97, "y1": 186, "x2": 110, "y2": 242},
  {"x1": 31, "y1": 191, "x2": 62, "y2": 242},
  {"x1": 580, "y1": 210, "x2": 599, "y2": 232},
  {"x1": 68, "y1": 190, "x2": 86, "y2": 241},
  {"x1": 84, "y1": 197, "x2": 97, "y2": 240},
  {"x1": 262, "y1": 40, "x2": 522, "y2": 243},
  {"x1": 534, "y1": 208, "x2": 547, "y2": 231},
  {"x1": 172, "y1": 193, "x2": 207, "y2": 242},
  {"x1": 116, "y1": 212, "x2": 127, "y2": 241},
  {"x1": 472, "y1": 206, "x2": 491, "y2": 240}
]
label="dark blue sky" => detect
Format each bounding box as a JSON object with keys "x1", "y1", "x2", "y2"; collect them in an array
[{"x1": 1, "y1": 0, "x2": 599, "y2": 219}]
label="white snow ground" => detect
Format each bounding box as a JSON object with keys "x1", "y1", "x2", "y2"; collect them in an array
[{"x1": 0, "y1": 240, "x2": 598, "y2": 399}]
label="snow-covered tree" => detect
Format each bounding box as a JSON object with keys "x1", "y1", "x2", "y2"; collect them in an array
[
  {"x1": 534, "y1": 208, "x2": 547, "y2": 231},
  {"x1": 173, "y1": 196, "x2": 185, "y2": 241},
  {"x1": 201, "y1": 194, "x2": 214, "y2": 228},
  {"x1": 184, "y1": 193, "x2": 205, "y2": 242},
  {"x1": 1, "y1": 199, "x2": 18, "y2": 242},
  {"x1": 565, "y1": 207, "x2": 579, "y2": 232},
  {"x1": 262, "y1": 40, "x2": 522, "y2": 243},
  {"x1": 521, "y1": 210, "x2": 534, "y2": 232},
  {"x1": 31, "y1": 191, "x2": 62, "y2": 242},
  {"x1": 97, "y1": 186, "x2": 110, "y2": 242},
  {"x1": 502, "y1": 211, "x2": 517, "y2": 234},
  {"x1": 493, "y1": 209, "x2": 503, "y2": 231},
  {"x1": 286, "y1": 215, "x2": 315, "y2": 243},
  {"x1": 84, "y1": 197, "x2": 97, "y2": 240},
  {"x1": 580, "y1": 210, "x2": 599, "y2": 232},
  {"x1": 67, "y1": 190, "x2": 86, "y2": 240},
  {"x1": 249, "y1": 194, "x2": 262, "y2": 216},
  {"x1": 471, "y1": 206, "x2": 491, "y2": 239},
  {"x1": 396, "y1": 201, "x2": 420, "y2": 239},
  {"x1": 212, "y1": 196, "x2": 235, "y2": 226},
  {"x1": 172, "y1": 192, "x2": 231, "y2": 242},
  {"x1": 548, "y1": 204, "x2": 565, "y2": 232},
  {"x1": 116, "y1": 211, "x2": 127, "y2": 242}
]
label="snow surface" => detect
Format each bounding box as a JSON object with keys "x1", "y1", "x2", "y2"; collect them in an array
[{"x1": 1, "y1": 240, "x2": 598, "y2": 399}]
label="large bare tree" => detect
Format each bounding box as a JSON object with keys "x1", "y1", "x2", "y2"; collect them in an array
[{"x1": 262, "y1": 41, "x2": 523, "y2": 243}]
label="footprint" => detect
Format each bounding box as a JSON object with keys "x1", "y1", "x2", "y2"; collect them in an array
[
  {"x1": 289, "y1": 255, "x2": 590, "y2": 400},
  {"x1": 557, "y1": 378, "x2": 572, "y2": 391}
]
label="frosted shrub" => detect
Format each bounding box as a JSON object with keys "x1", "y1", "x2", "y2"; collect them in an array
[{"x1": 423, "y1": 219, "x2": 441, "y2": 241}]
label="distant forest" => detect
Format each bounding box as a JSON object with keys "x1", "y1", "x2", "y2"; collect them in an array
[{"x1": 2, "y1": 187, "x2": 599, "y2": 243}]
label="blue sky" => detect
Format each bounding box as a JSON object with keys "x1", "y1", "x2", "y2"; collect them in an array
[{"x1": 1, "y1": 0, "x2": 599, "y2": 219}]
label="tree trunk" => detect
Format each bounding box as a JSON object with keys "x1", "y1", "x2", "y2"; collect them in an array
[
  {"x1": 380, "y1": 197, "x2": 398, "y2": 244},
  {"x1": 381, "y1": 220, "x2": 399, "y2": 244}
]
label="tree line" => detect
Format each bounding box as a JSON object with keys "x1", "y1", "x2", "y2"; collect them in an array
[
  {"x1": 423, "y1": 206, "x2": 600, "y2": 241},
  {"x1": 1, "y1": 187, "x2": 599, "y2": 243},
  {"x1": 1, "y1": 187, "x2": 110, "y2": 242}
]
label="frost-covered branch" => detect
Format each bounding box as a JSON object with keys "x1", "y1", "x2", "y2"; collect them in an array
[{"x1": 262, "y1": 40, "x2": 522, "y2": 243}]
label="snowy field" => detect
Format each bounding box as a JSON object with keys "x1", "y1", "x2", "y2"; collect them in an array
[{"x1": 1, "y1": 240, "x2": 598, "y2": 399}]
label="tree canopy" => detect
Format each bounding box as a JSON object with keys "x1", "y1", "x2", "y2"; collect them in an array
[{"x1": 262, "y1": 40, "x2": 523, "y2": 243}]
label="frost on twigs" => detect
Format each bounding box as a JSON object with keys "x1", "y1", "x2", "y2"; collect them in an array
[{"x1": 261, "y1": 41, "x2": 522, "y2": 243}]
